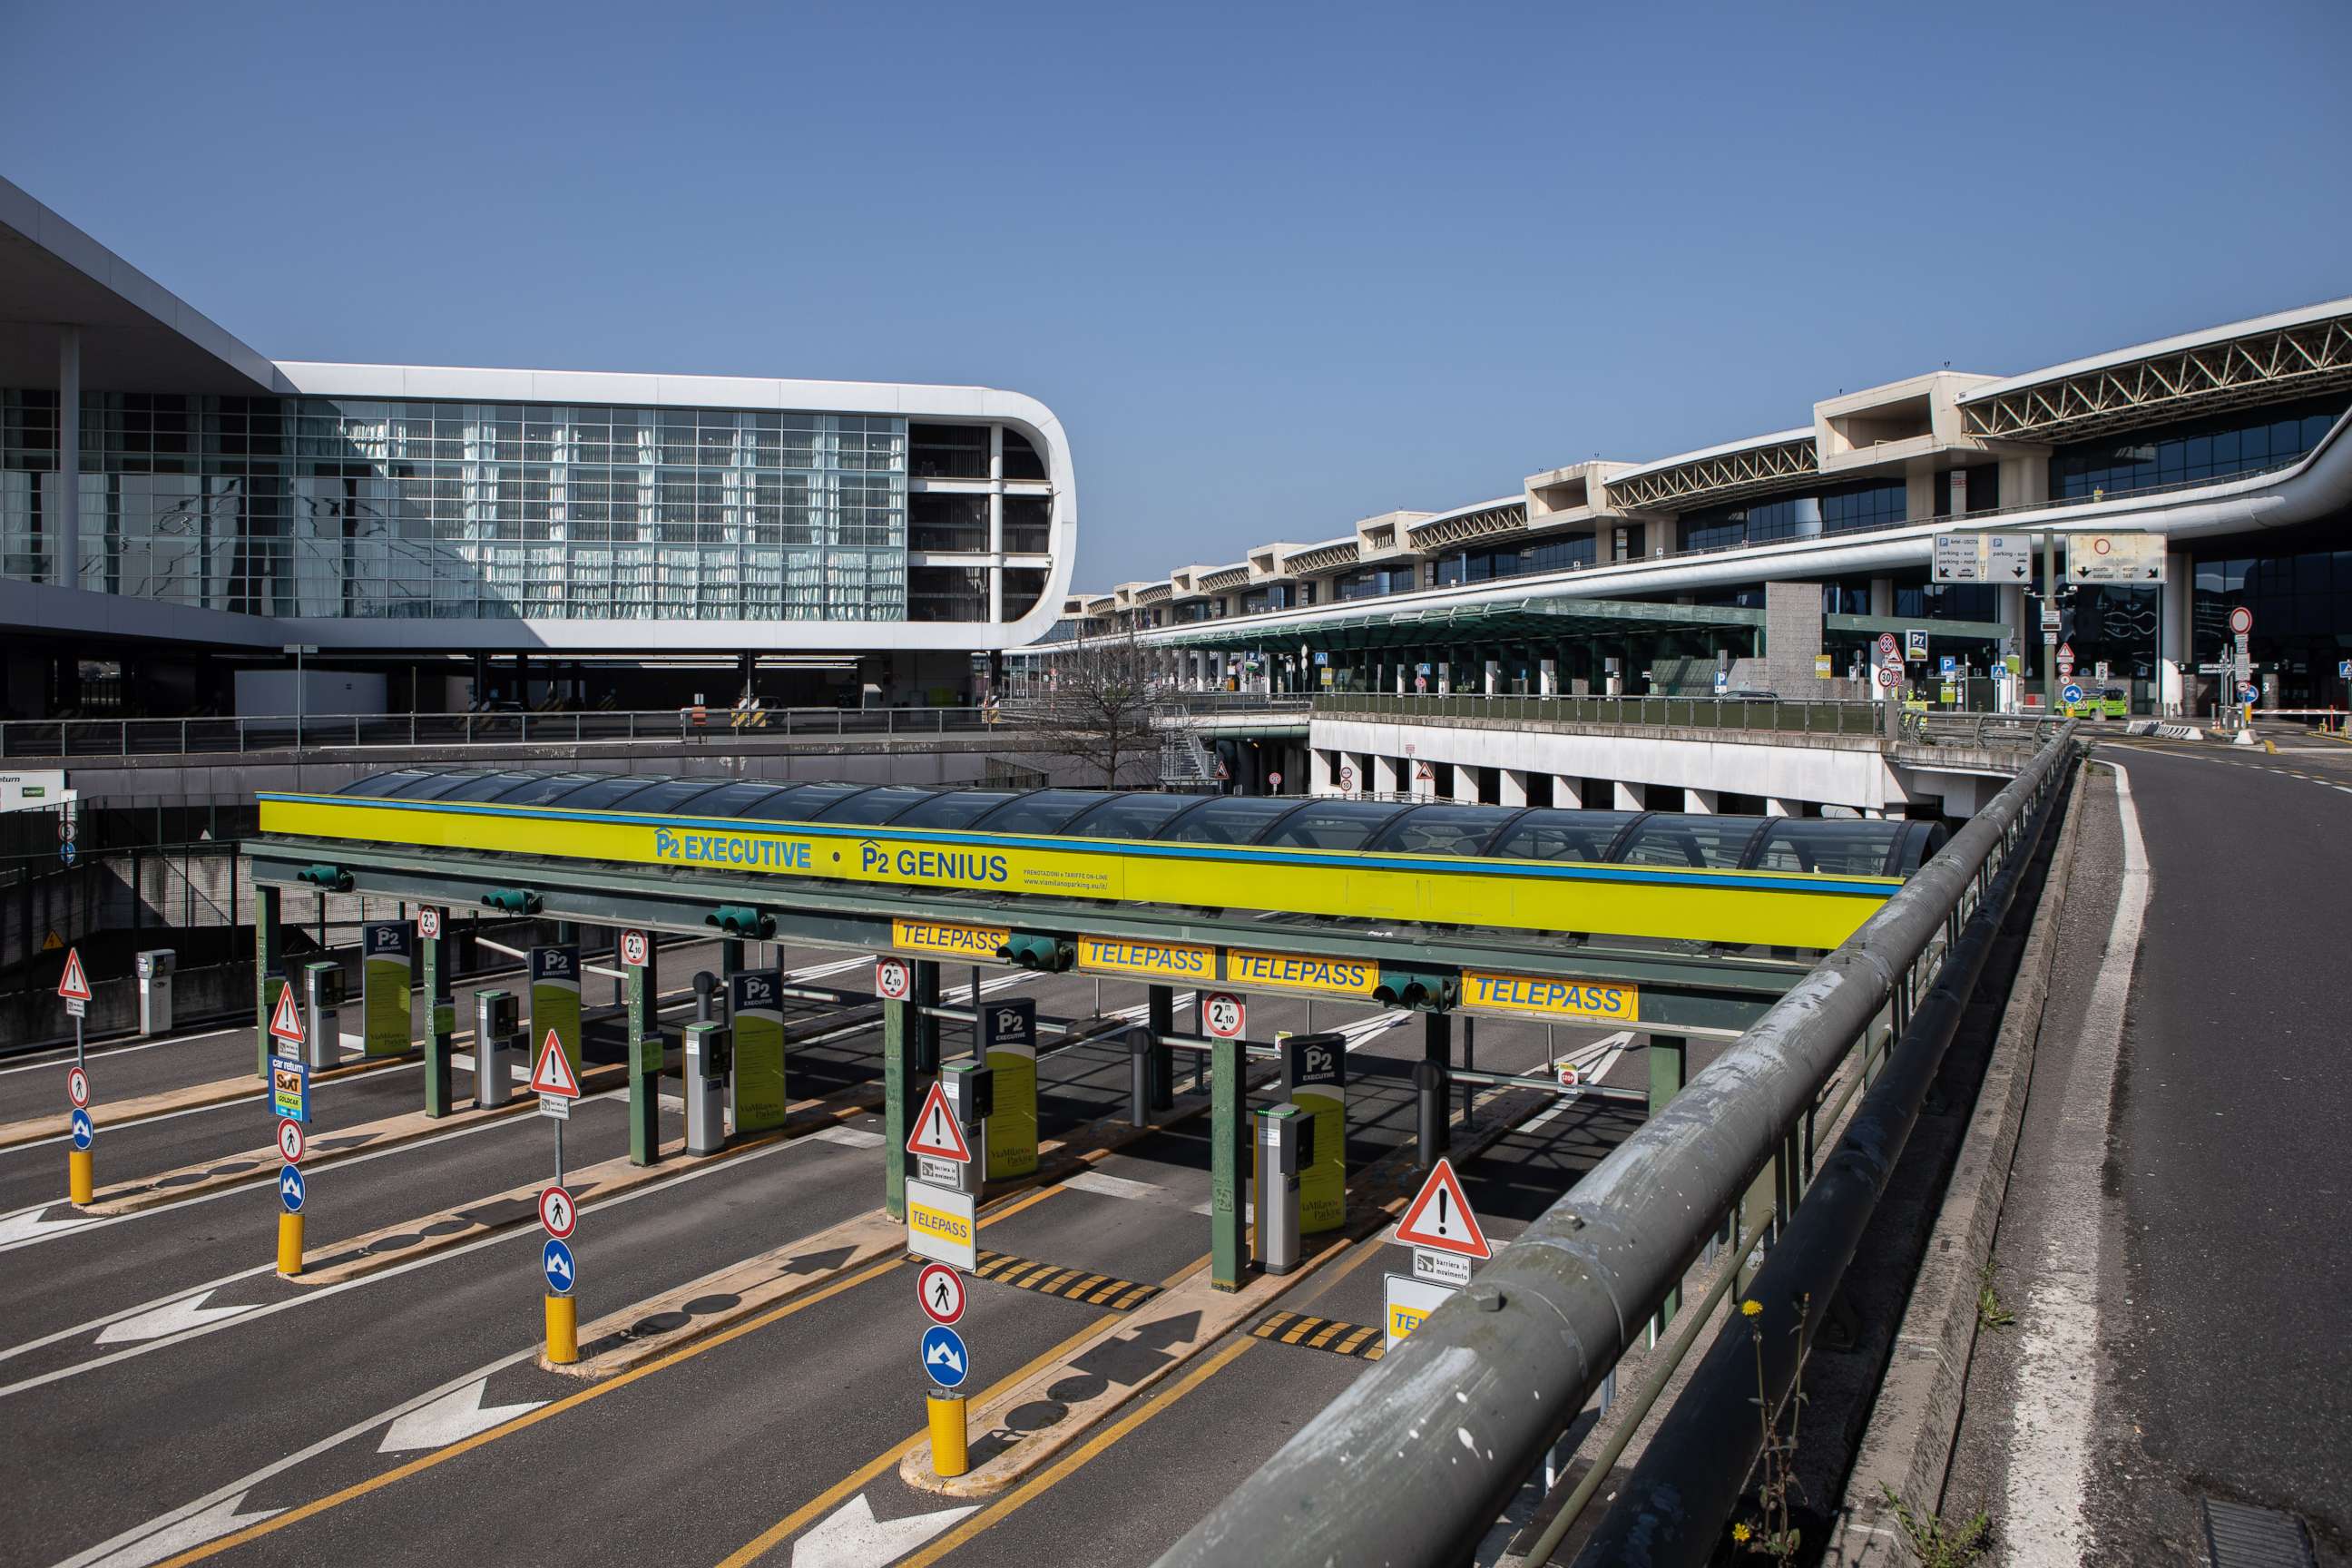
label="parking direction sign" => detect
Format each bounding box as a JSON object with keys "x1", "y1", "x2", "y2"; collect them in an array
[
  {"x1": 538, "y1": 1183, "x2": 578, "y2": 1240},
  {"x1": 67, "y1": 1065, "x2": 89, "y2": 1108},
  {"x1": 542, "y1": 1238, "x2": 576, "y2": 1296},
  {"x1": 875, "y1": 956, "x2": 912, "y2": 1002},
  {"x1": 916, "y1": 1262, "x2": 966, "y2": 1326},
  {"x1": 69, "y1": 1108, "x2": 93, "y2": 1151},
  {"x1": 619, "y1": 928, "x2": 650, "y2": 968},
  {"x1": 1202, "y1": 991, "x2": 1246, "y2": 1040},
  {"x1": 277, "y1": 1118, "x2": 305, "y2": 1163},
  {"x1": 920, "y1": 1324, "x2": 970, "y2": 1389},
  {"x1": 279, "y1": 1163, "x2": 306, "y2": 1213}
]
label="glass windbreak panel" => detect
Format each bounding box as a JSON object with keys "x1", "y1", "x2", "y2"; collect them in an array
[
  {"x1": 343, "y1": 769, "x2": 432, "y2": 798},
  {"x1": 891, "y1": 790, "x2": 1022, "y2": 829},
  {"x1": 969, "y1": 789, "x2": 1115, "y2": 836},
  {"x1": 1156, "y1": 797, "x2": 1301, "y2": 845},
  {"x1": 679, "y1": 781, "x2": 792, "y2": 817},
  {"x1": 1612, "y1": 816, "x2": 1769, "y2": 869},
  {"x1": 809, "y1": 786, "x2": 937, "y2": 825},
  {"x1": 1893, "y1": 821, "x2": 1946, "y2": 875},
  {"x1": 438, "y1": 771, "x2": 550, "y2": 803},
  {"x1": 1488, "y1": 809, "x2": 1641, "y2": 863},
  {"x1": 387, "y1": 770, "x2": 500, "y2": 799},
  {"x1": 492, "y1": 772, "x2": 609, "y2": 807},
  {"x1": 560, "y1": 776, "x2": 671, "y2": 811},
  {"x1": 1364, "y1": 805, "x2": 1520, "y2": 857},
  {"x1": 1256, "y1": 800, "x2": 1409, "y2": 850},
  {"x1": 613, "y1": 778, "x2": 733, "y2": 814},
  {"x1": 1061, "y1": 793, "x2": 1197, "y2": 841},
  {"x1": 739, "y1": 782, "x2": 866, "y2": 820},
  {"x1": 1747, "y1": 820, "x2": 1902, "y2": 876}
]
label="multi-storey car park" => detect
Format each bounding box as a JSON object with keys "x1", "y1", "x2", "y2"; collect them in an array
[
  {"x1": 0, "y1": 174, "x2": 1076, "y2": 716},
  {"x1": 1034, "y1": 298, "x2": 2351, "y2": 720}
]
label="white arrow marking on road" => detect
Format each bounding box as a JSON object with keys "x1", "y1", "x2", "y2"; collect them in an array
[
  {"x1": 377, "y1": 1376, "x2": 545, "y2": 1453},
  {"x1": 790, "y1": 1493, "x2": 978, "y2": 1568},
  {"x1": 79, "y1": 1489, "x2": 282, "y2": 1568},
  {"x1": 93, "y1": 1290, "x2": 256, "y2": 1345},
  {"x1": 0, "y1": 1205, "x2": 97, "y2": 1247}
]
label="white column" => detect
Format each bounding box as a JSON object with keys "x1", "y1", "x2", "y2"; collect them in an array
[
  {"x1": 1450, "y1": 763, "x2": 1481, "y2": 804},
  {"x1": 1553, "y1": 774, "x2": 1584, "y2": 808},
  {"x1": 1684, "y1": 788, "x2": 1719, "y2": 814},
  {"x1": 1500, "y1": 769, "x2": 1530, "y2": 808},
  {"x1": 1395, "y1": 662, "x2": 1406, "y2": 695},
  {"x1": 1612, "y1": 779, "x2": 1647, "y2": 810},
  {"x1": 2159, "y1": 553, "x2": 2191, "y2": 716},
  {"x1": 987, "y1": 424, "x2": 1004, "y2": 622},
  {"x1": 1766, "y1": 797, "x2": 1802, "y2": 817},
  {"x1": 1869, "y1": 576, "x2": 1894, "y2": 618},
  {"x1": 1311, "y1": 749, "x2": 1337, "y2": 795},
  {"x1": 1375, "y1": 755, "x2": 1403, "y2": 796},
  {"x1": 1484, "y1": 660, "x2": 1501, "y2": 695},
  {"x1": 1436, "y1": 662, "x2": 1451, "y2": 696},
  {"x1": 57, "y1": 325, "x2": 81, "y2": 590},
  {"x1": 1539, "y1": 657, "x2": 1557, "y2": 697}
]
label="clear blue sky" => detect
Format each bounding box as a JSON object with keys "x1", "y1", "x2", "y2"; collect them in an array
[{"x1": 7, "y1": 1, "x2": 2347, "y2": 591}]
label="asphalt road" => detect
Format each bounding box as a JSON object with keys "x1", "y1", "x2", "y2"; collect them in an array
[
  {"x1": 1949, "y1": 732, "x2": 2352, "y2": 1565},
  {"x1": 1, "y1": 948, "x2": 1643, "y2": 1568}
]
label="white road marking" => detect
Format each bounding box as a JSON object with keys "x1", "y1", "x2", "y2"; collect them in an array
[
  {"x1": 0, "y1": 1024, "x2": 241, "y2": 1076},
  {"x1": 74, "y1": 1487, "x2": 285, "y2": 1568},
  {"x1": 810, "y1": 1125, "x2": 886, "y2": 1149},
  {"x1": 1061, "y1": 1170, "x2": 1192, "y2": 1210},
  {"x1": 0, "y1": 1205, "x2": 103, "y2": 1247},
  {"x1": 790, "y1": 1493, "x2": 978, "y2": 1567},
  {"x1": 2003, "y1": 762, "x2": 2147, "y2": 1567},
  {"x1": 93, "y1": 1289, "x2": 255, "y2": 1345},
  {"x1": 1519, "y1": 1033, "x2": 1634, "y2": 1134},
  {"x1": 0, "y1": 1263, "x2": 278, "y2": 1367},
  {"x1": 0, "y1": 1118, "x2": 799, "y2": 1399},
  {"x1": 376, "y1": 1375, "x2": 545, "y2": 1453}
]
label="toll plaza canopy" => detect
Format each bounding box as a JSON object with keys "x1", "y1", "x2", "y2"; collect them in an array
[{"x1": 250, "y1": 769, "x2": 1947, "y2": 1036}]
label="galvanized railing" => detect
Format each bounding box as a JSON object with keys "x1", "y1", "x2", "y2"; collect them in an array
[
  {"x1": 1315, "y1": 690, "x2": 1891, "y2": 736},
  {"x1": 1154, "y1": 720, "x2": 2077, "y2": 1568},
  {"x1": 0, "y1": 705, "x2": 1013, "y2": 760}
]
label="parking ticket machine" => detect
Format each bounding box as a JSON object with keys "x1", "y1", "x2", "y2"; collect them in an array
[
  {"x1": 475, "y1": 989, "x2": 519, "y2": 1108},
  {"x1": 302, "y1": 961, "x2": 345, "y2": 1071},
  {"x1": 683, "y1": 1021, "x2": 731, "y2": 1155},
  {"x1": 1254, "y1": 1102, "x2": 1316, "y2": 1276}
]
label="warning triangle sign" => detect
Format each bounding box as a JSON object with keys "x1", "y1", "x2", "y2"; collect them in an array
[
  {"x1": 529, "y1": 1030, "x2": 582, "y2": 1099},
  {"x1": 906, "y1": 1082, "x2": 972, "y2": 1163},
  {"x1": 1392, "y1": 1157, "x2": 1491, "y2": 1259},
  {"x1": 268, "y1": 984, "x2": 306, "y2": 1045},
  {"x1": 56, "y1": 946, "x2": 92, "y2": 1002}
]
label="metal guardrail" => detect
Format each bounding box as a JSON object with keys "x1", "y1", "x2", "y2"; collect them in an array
[
  {"x1": 0, "y1": 706, "x2": 1013, "y2": 760},
  {"x1": 1154, "y1": 720, "x2": 2077, "y2": 1568},
  {"x1": 1315, "y1": 691, "x2": 1891, "y2": 736}
]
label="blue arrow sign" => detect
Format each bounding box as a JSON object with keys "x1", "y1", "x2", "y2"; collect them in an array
[
  {"x1": 543, "y1": 1238, "x2": 576, "y2": 1296},
  {"x1": 278, "y1": 1162, "x2": 305, "y2": 1213},
  {"x1": 920, "y1": 1325, "x2": 969, "y2": 1389},
  {"x1": 2061, "y1": 682, "x2": 2084, "y2": 705},
  {"x1": 58, "y1": 839, "x2": 75, "y2": 867},
  {"x1": 70, "y1": 1108, "x2": 93, "y2": 1151}
]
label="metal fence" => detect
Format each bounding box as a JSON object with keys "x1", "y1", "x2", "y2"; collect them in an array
[
  {"x1": 1154, "y1": 720, "x2": 2077, "y2": 1568},
  {"x1": 0, "y1": 705, "x2": 1012, "y2": 760},
  {"x1": 1315, "y1": 691, "x2": 1891, "y2": 735}
]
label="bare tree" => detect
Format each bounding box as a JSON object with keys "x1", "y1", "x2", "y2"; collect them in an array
[{"x1": 1010, "y1": 627, "x2": 1173, "y2": 787}]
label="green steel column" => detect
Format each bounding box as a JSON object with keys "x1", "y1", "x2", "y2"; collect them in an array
[
  {"x1": 1146, "y1": 985, "x2": 1175, "y2": 1110},
  {"x1": 626, "y1": 963, "x2": 661, "y2": 1165},
  {"x1": 255, "y1": 884, "x2": 282, "y2": 1080},
  {"x1": 1648, "y1": 1033, "x2": 1687, "y2": 1333},
  {"x1": 423, "y1": 919, "x2": 455, "y2": 1118},
  {"x1": 1210, "y1": 1035, "x2": 1249, "y2": 1291},
  {"x1": 883, "y1": 960, "x2": 941, "y2": 1220},
  {"x1": 721, "y1": 937, "x2": 745, "y2": 985}
]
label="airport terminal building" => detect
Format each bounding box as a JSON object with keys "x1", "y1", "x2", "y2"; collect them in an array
[
  {"x1": 1047, "y1": 300, "x2": 2351, "y2": 717},
  {"x1": 0, "y1": 176, "x2": 1076, "y2": 716}
]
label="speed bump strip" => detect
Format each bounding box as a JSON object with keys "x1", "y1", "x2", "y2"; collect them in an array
[
  {"x1": 973, "y1": 1248, "x2": 1160, "y2": 1310},
  {"x1": 1251, "y1": 1311, "x2": 1386, "y2": 1360}
]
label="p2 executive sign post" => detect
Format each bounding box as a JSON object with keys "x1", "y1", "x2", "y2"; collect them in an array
[
  {"x1": 530, "y1": 945, "x2": 583, "y2": 1082},
  {"x1": 981, "y1": 996, "x2": 1038, "y2": 1180},
  {"x1": 1281, "y1": 1032, "x2": 1348, "y2": 1235},
  {"x1": 360, "y1": 920, "x2": 414, "y2": 1057},
  {"x1": 729, "y1": 969, "x2": 788, "y2": 1136}
]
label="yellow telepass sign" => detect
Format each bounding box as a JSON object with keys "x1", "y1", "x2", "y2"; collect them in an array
[
  {"x1": 1076, "y1": 936, "x2": 1213, "y2": 981},
  {"x1": 1462, "y1": 972, "x2": 1639, "y2": 1024},
  {"x1": 891, "y1": 919, "x2": 1009, "y2": 959},
  {"x1": 905, "y1": 1179, "x2": 976, "y2": 1270},
  {"x1": 1227, "y1": 949, "x2": 1379, "y2": 997}
]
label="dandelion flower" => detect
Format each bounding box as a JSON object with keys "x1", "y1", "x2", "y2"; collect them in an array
[
  {"x1": 1732, "y1": 1522, "x2": 1753, "y2": 1544},
  {"x1": 1740, "y1": 1299, "x2": 1762, "y2": 1318}
]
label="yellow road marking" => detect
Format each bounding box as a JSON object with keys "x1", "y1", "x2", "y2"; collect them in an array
[{"x1": 893, "y1": 1337, "x2": 1261, "y2": 1568}]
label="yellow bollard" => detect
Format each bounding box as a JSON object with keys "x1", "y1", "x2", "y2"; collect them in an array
[
  {"x1": 67, "y1": 1149, "x2": 93, "y2": 1206},
  {"x1": 544, "y1": 1293, "x2": 578, "y2": 1364},
  {"x1": 928, "y1": 1390, "x2": 969, "y2": 1477},
  {"x1": 277, "y1": 1210, "x2": 305, "y2": 1276}
]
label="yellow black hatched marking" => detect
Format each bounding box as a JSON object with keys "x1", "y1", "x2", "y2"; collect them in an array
[
  {"x1": 1250, "y1": 1310, "x2": 1386, "y2": 1360},
  {"x1": 971, "y1": 1249, "x2": 1160, "y2": 1309}
]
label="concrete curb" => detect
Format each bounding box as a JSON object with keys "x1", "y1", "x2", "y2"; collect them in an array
[{"x1": 1824, "y1": 760, "x2": 2089, "y2": 1563}]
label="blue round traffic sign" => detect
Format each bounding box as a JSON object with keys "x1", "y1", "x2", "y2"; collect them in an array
[
  {"x1": 278, "y1": 1162, "x2": 305, "y2": 1212},
  {"x1": 2060, "y1": 682, "x2": 2084, "y2": 704},
  {"x1": 69, "y1": 1108, "x2": 93, "y2": 1151},
  {"x1": 58, "y1": 839, "x2": 76, "y2": 867},
  {"x1": 920, "y1": 1324, "x2": 969, "y2": 1389},
  {"x1": 543, "y1": 1237, "x2": 576, "y2": 1296},
  {"x1": 2239, "y1": 684, "x2": 2260, "y2": 705}
]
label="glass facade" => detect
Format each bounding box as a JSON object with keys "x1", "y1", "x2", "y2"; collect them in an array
[
  {"x1": 1433, "y1": 534, "x2": 1596, "y2": 586},
  {"x1": 2049, "y1": 397, "x2": 2344, "y2": 501},
  {"x1": 1333, "y1": 564, "x2": 1420, "y2": 600},
  {"x1": 1680, "y1": 480, "x2": 1907, "y2": 552},
  {"x1": 0, "y1": 390, "x2": 915, "y2": 621},
  {"x1": 2193, "y1": 519, "x2": 2352, "y2": 705}
]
